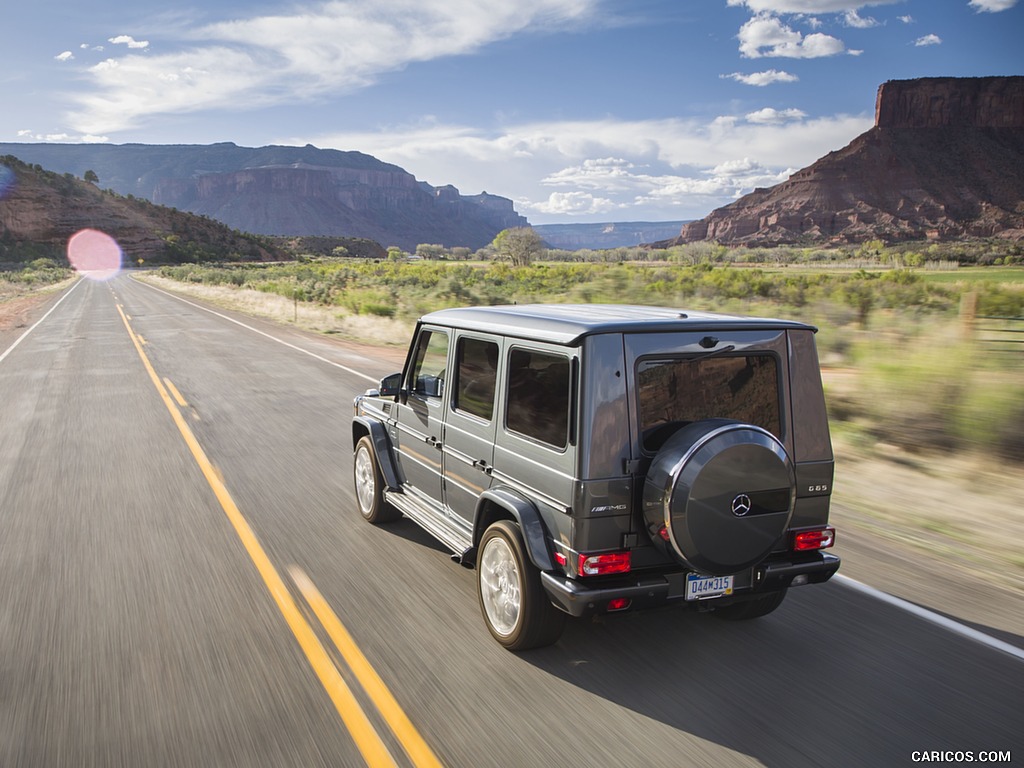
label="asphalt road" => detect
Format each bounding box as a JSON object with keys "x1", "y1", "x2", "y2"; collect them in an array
[{"x1": 1, "y1": 274, "x2": 1021, "y2": 768}]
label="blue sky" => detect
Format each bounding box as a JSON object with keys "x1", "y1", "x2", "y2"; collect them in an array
[{"x1": 2, "y1": 0, "x2": 1021, "y2": 223}]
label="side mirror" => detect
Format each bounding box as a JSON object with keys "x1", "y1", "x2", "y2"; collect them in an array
[{"x1": 379, "y1": 372, "x2": 402, "y2": 397}]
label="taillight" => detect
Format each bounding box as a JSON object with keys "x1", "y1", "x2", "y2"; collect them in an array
[
  {"x1": 792, "y1": 526, "x2": 836, "y2": 552},
  {"x1": 578, "y1": 551, "x2": 631, "y2": 576}
]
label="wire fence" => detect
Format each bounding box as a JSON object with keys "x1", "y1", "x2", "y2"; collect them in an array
[{"x1": 975, "y1": 315, "x2": 1024, "y2": 361}]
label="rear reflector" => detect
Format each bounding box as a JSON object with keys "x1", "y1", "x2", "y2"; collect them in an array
[
  {"x1": 792, "y1": 527, "x2": 836, "y2": 552},
  {"x1": 578, "y1": 551, "x2": 631, "y2": 576},
  {"x1": 607, "y1": 598, "x2": 631, "y2": 611}
]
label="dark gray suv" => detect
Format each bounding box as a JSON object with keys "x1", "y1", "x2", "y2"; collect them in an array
[{"x1": 352, "y1": 304, "x2": 839, "y2": 650}]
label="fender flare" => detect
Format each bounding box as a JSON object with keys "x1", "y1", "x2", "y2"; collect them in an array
[
  {"x1": 352, "y1": 417, "x2": 400, "y2": 490},
  {"x1": 476, "y1": 488, "x2": 555, "y2": 572}
]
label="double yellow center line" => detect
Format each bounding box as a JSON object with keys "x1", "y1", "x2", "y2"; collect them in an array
[{"x1": 116, "y1": 303, "x2": 442, "y2": 768}]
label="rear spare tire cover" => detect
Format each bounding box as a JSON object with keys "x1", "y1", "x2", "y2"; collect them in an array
[{"x1": 643, "y1": 419, "x2": 795, "y2": 575}]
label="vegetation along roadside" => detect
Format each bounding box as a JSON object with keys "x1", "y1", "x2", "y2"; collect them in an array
[{"x1": 4, "y1": 243, "x2": 1023, "y2": 606}]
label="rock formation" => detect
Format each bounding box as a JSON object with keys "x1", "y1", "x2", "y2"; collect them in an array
[
  {"x1": 0, "y1": 143, "x2": 527, "y2": 251},
  {"x1": 0, "y1": 156, "x2": 281, "y2": 264},
  {"x1": 669, "y1": 77, "x2": 1024, "y2": 247}
]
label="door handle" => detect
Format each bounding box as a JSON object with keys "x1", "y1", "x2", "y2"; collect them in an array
[
  {"x1": 472, "y1": 459, "x2": 492, "y2": 474},
  {"x1": 426, "y1": 436, "x2": 442, "y2": 449}
]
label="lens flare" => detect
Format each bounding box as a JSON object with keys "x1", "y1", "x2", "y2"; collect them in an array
[
  {"x1": 0, "y1": 164, "x2": 14, "y2": 200},
  {"x1": 67, "y1": 229, "x2": 123, "y2": 281}
]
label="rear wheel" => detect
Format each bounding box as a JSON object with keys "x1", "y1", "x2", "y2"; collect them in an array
[
  {"x1": 477, "y1": 520, "x2": 565, "y2": 651},
  {"x1": 353, "y1": 436, "x2": 399, "y2": 524},
  {"x1": 712, "y1": 589, "x2": 787, "y2": 620}
]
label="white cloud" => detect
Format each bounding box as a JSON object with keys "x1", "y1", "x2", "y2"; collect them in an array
[
  {"x1": 843, "y1": 9, "x2": 880, "y2": 27},
  {"x1": 898, "y1": 14, "x2": 914, "y2": 22},
  {"x1": 68, "y1": 0, "x2": 601, "y2": 133},
  {"x1": 738, "y1": 14, "x2": 847, "y2": 58},
  {"x1": 727, "y1": 1, "x2": 900, "y2": 11},
  {"x1": 55, "y1": 51, "x2": 74, "y2": 62},
  {"x1": 109, "y1": 35, "x2": 150, "y2": 49},
  {"x1": 968, "y1": 0, "x2": 1018, "y2": 10},
  {"x1": 745, "y1": 107, "x2": 807, "y2": 124},
  {"x1": 529, "y1": 191, "x2": 618, "y2": 216},
  {"x1": 914, "y1": 33, "x2": 942, "y2": 46},
  {"x1": 722, "y1": 69, "x2": 799, "y2": 85},
  {"x1": 306, "y1": 111, "x2": 873, "y2": 221},
  {"x1": 18, "y1": 131, "x2": 76, "y2": 142}
]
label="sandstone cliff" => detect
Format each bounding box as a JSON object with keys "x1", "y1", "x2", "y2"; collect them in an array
[
  {"x1": 0, "y1": 143, "x2": 528, "y2": 251},
  {"x1": 670, "y1": 77, "x2": 1024, "y2": 247}
]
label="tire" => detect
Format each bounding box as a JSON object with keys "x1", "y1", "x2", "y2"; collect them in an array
[
  {"x1": 642, "y1": 419, "x2": 796, "y2": 576},
  {"x1": 476, "y1": 520, "x2": 565, "y2": 651},
  {"x1": 353, "y1": 436, "x2": 399, "y2": 524},
  {"x1": 712, "y1": 589, "x2": 787, "y2": 621}
]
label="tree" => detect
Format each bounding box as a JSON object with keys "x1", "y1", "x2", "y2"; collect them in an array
[
  {"x1": 416, "y1": 243, "x2": 447, "y2": 260},
  {"x1": 84, "y1": 169, "x2": 99, "y2": 184},
  {"x1": 492, "y1": 227, "x2": 545, "y2": 267}
]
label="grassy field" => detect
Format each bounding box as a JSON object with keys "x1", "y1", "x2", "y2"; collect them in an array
[{"x1": 919, "y1": 266, "x2": 1024, "y2": 284}]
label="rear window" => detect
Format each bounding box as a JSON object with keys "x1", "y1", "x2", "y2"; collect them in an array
[{"x1": 637, "y1": 355, "x2": 782, "y2": 452}]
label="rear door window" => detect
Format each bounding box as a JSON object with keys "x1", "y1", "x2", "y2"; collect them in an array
[{"x1": 505, "y1": 348, "x2": 571, "y2": 450}]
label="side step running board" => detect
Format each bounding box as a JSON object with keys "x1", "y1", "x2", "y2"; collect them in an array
[{"x1": 384, "y1": 490, "x2": 474, "y2": 559}]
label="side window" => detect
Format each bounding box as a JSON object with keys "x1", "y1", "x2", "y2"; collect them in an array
[
  {"x1": 409, "y1": 329, "x2": 449, "y2": 398},
  {"x1": 506, "y1": 348, "x2": 571, "y2": 449},
  {"x1": 454, "y1": 337, "x2": 499, "y2": 420}
]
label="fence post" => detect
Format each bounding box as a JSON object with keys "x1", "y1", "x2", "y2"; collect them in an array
[{"x1": 960, "y1": 291, "x2": 978, "y2": 340}]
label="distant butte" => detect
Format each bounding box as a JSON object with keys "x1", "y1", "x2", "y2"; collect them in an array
[{"x1": 664, "y1": 76, "x2": 1024, "y2": 246}]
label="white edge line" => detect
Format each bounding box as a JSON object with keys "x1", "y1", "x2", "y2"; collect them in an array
[
  {"x1": 0, "y1": 278, "x2": 84, "y2": 366},
  {"x1": 133, "y1": 277, "x2": 378, "y2": 383},
  {"x1": 834, "y1": 574, "x2": 1024, "y2": 664}
]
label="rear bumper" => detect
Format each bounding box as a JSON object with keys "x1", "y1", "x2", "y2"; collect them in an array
[{"x1": 540, "y1": 552, "x2": 840, "y2": 618}]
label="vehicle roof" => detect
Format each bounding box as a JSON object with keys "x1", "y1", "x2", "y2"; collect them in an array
[{"x1": 418, "y1": 304, "x2": 816, "y2": 345}]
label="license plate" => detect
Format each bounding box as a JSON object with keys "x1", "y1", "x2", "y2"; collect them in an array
[{"x1": 685, "y1": 573, "x2": 734, "y2": 600}]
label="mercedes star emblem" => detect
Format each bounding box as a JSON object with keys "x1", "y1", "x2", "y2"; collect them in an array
[{"x1": 731, "y1": 493, "x2": 752, "y2": 517}]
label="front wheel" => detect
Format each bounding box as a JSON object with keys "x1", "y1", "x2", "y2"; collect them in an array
[
  {"x1": 353, "y1": 436, "x2": 399, "y2": 524},
  {"x1": 477, "y1": 520, "x2": 565, "y2": 651}
]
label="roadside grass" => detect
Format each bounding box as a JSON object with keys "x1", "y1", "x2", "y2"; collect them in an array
[
  {"x1": 1, "y1": 260, "x2": 73, "y2": 301},
  {"x1": 140, "y1": 263, "x2": 1024, "y2": 593},
  {"x1": 139, "y1": 273, "x2": 413, "y2": 346},
  {"x1": 829, "y1": 435, "x2": 1024, "y2": 594},
  {"x1": 147, "y1": 259, "x2": 1023, "y2": 462}
]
